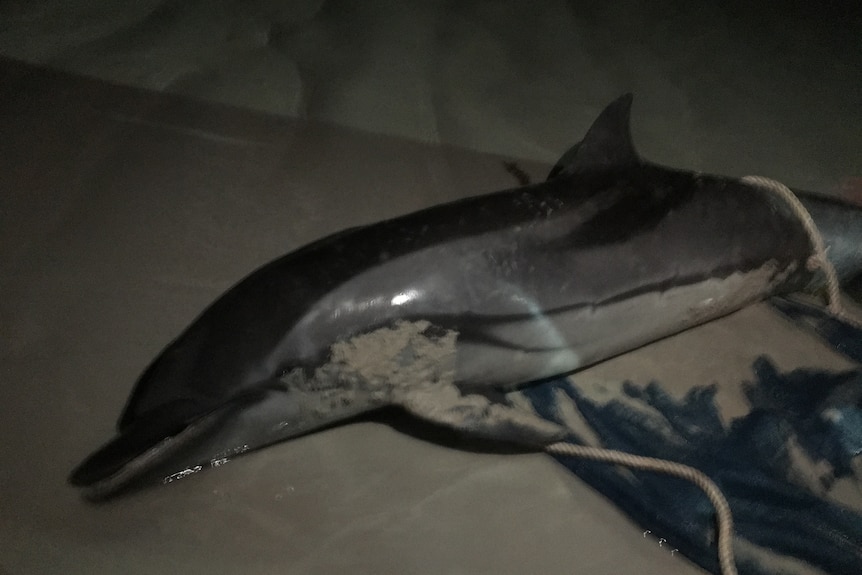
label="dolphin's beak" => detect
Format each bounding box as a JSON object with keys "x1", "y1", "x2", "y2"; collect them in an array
[
  {"x1": 69, "y1": 401, "x2": 202, "y2": 488},
  {"x1": 70, "y1": 375, "x2": 387, "y2": 499},
  {"x1": 69, "y1": 386, "x2": 298, "y2": 499}
]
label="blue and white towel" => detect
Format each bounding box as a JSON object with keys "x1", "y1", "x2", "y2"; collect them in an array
[{"x1": 505, "y1": 298, "x2": 862, "y2": 575}]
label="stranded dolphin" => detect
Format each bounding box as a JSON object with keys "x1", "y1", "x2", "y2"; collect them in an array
[{"x1": 70, "y1": 94, "x2": 862, "y2": 499}]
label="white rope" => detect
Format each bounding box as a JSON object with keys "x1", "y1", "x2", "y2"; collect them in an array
[
  {"x1": 741, "y1": 175, "x2": 847, "y2": 319},
  {"x1": 544, "y1": 442, "x2": 738, "y2": 575}
]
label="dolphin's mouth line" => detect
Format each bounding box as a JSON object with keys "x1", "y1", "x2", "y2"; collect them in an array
[
  {"x1": 79, "y1": 408, "x2": 226, "y2": 501},
  {"x1": 72, "y1": 380, "x2": 293, "y2": 497}
]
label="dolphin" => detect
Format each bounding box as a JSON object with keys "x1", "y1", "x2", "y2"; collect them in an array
[{"x1": 70, "y1": 94, "x2": 862, "y2": 499}]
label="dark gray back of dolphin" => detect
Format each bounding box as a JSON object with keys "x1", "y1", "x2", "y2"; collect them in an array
[{"x1": 69, "y1": 94, "x2": 862, "y2": 499}]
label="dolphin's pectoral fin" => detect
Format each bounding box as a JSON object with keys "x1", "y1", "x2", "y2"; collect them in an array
[
  {"x1": 313, "y1": 319, "x2": 567, "y2": 445},
  {"x1": 393, "y1": 383, "x2": 567, "y2": 447}
]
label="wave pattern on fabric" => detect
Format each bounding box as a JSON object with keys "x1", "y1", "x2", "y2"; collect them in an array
[{"x1": 511, "y1": 342, "x2": 862, "y2": 575}]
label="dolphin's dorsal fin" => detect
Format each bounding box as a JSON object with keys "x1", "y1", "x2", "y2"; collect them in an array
[{"x1": 548, "y1": 93, "x2": 639, "y2": 179}]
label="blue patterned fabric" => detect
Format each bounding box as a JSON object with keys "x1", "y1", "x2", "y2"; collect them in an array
[{"x1": 509, "y1": 301, "x2": 862, "y2": 575}]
